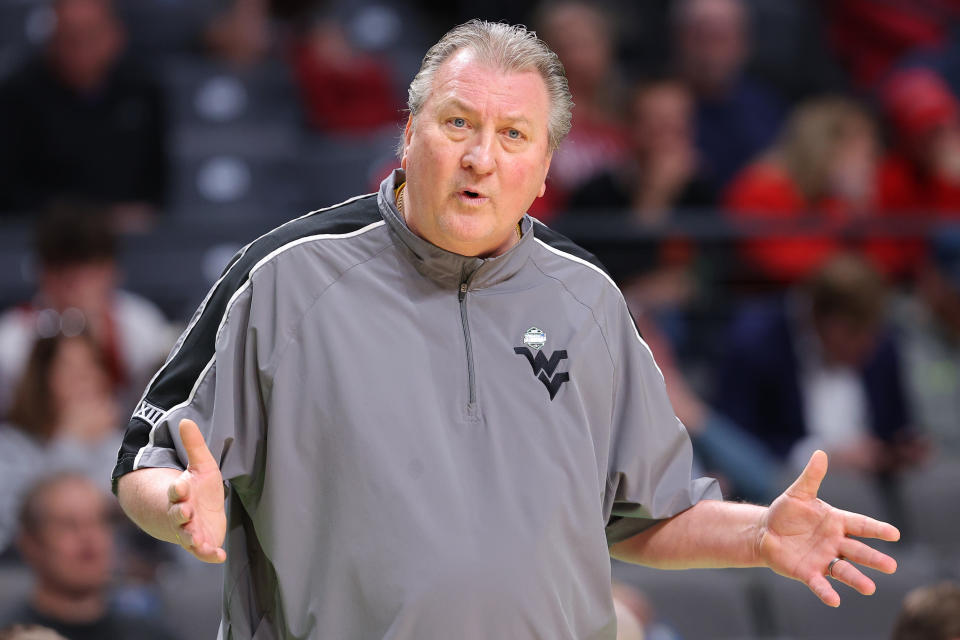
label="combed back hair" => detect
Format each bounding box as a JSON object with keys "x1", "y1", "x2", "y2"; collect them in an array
[{"x1": 404, "y1": 20, "x2": 573, "y2": 153}]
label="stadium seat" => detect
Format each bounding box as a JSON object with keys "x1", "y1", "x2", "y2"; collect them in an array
[
  {"x1": 0, "y1": 0, "x2": 53, "y2": 81},
  {"x1": 299, "y1": 130, "x2": 399, "y2": 208},
  {"x1": 113, "y1": 0, "x2": 218, "y2": 62},
  {"x1": 162, "y1": 56, "x2": 302, "y2": 130},
  {"x1": 898, "y1": 458, "x2": 960, "y2": 554},
  {"x1": 611, "y1": 561, "x2": 759, "y2": 639}
]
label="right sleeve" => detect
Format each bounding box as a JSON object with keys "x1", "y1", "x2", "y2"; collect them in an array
[{"x1": 112, "y1": 278, "x2": 268, "y2": 494}]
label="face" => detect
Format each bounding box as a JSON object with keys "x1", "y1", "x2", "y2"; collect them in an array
[
  {"x1": 49, "y1": 337, "x2": 110, "y2": 408},
  {"x1": 40, "y1": 259, "x2": 117, "y2": 316},
  {"x1": 401, "y1": 49, "x2": 553, "y2": 257},
  {"x1": 630, "y1": 84, "x2": 694, "y2": 156},
  {"x1": 49, "y1": 0, "x2": 125, "y2": 91},
  {"x1": 20, "y1": 480, "x2": 114, "y2": 596},
  {"x1": 541, "y1": 4, "x2": 611, "y2": 87},
  {"x1": 677, "y1": 0, "x2": 747, "y2": 94}
]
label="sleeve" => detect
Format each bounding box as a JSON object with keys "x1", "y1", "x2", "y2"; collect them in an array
[
  {"x1": 602, "y1": 298, "x2": 722, "y2": 546},
  {"x1": 111, "y1": 271, "x2": 269, "y2": 494}
]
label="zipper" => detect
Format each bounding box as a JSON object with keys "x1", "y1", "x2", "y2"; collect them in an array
[{"x1": 458, "y1": 278, "x2": 477, "y2": 408}]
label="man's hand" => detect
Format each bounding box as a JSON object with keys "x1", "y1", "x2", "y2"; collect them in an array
[
  {"x1": 756, "y1": 450, "x2": 900, "y2": 607},
  {"x1": 167, "y1": 419, "x2": 227, "y2": 563}
]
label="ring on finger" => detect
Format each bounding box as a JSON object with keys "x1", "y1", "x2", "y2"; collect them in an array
[{"x1": 827, "y1": 556, "x2": 844, "y2": 578}]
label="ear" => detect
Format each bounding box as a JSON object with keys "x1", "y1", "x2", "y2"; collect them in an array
[
  {"x1": 401, "y1": 115, "x2": 414, "y2": 170},
  {"x1": 537, "y1": 152, "x2": 553, "y2": 198}
]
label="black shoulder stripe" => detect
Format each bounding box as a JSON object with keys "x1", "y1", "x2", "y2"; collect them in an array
[
  {"x1": 531, "y1": 218, "x2": 612, "y2": 277},
  {"x1": 139, "y1": 194, "x2": 382, "y2": 423}
]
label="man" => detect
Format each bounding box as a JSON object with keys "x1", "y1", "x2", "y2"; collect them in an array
[
  {"x1": 0, "y1": 474, "x2": 175, "y2": 640},
  {"x1": 114, "y1": 21, "x2": 899, "y2": 639},
  {"x1": 715, "y1": 254, "x2": 917, "y2": 472},
  {"x1": 0, "y1": 0, "x2": 167, "y2": 225},
  {"x1": 672, "y1": 0, "x2": 784, "y2": 191}
]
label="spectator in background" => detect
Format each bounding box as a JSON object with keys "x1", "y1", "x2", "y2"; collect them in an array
[
  {"x1": 0, "y1": 333, "x2": 121, "y2": 552},
  {"x1": 896, "y1": 230, "x2": 960, "y2": 458},
  {"x1": 0, "y1": 0, "x2": 167, "y2": 229},
  {"x1": 671, "y1": 0, "x2": 784, "y2": 193},
  {"x1": 0, "y1": 206, "x2": 174, "y2": 414},
  {"x1": 725, "y1": 96, "x2": 920, "y2": 282},
  {"x1": 891, "y1": 581, "x2": 960, "y2": 640},
  {"x1": 568, "y1": 77, "x2": 715, "y2": 224},
  {"x1": 533, "y1": 1, "x2": 628, "y2": 219},
  {"x1": 0, "y1": 474, "x2": 176, "y2": 640},
  {"x1": 291, "y1": 14, "x2": 401, "y2": 133},
  {"x1": 203, "y1": 0, "x2": 273, "y2": 68},
  {"x1": 878, "y1": 68, "x2": 960, "y2": 216},
  {"x1": 822, "y1": 0, "x2": 960, "y2": 92},
  {"x1": 714, "y1": 254, "x2": 920, "y2": 474}
]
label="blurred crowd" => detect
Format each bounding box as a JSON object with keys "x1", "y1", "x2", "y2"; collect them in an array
[{"x1": 1, "y1": 0, "x2": 960, "y2": 638}]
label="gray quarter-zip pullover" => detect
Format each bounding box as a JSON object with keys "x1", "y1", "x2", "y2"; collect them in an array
[{"x1": 113, "y1": 169, "x2": 721, "y2": 640}]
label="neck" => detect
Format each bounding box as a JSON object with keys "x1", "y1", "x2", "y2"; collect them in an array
[{"x1": 32, "y1": 582, "x2": 107, "y2": 624}]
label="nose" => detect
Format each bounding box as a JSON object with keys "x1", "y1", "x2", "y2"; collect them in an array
[{"x1": 461, "y1": 130, "x2": 496, "y2": 175}]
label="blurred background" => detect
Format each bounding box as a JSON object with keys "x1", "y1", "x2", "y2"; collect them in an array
[{"x1": 0, "y1": 0, "x2": 959, "y2": 639}]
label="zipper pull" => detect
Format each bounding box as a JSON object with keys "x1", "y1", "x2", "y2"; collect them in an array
[{"x1": 458, "y1": 282, "x2": 468, "y2": 301}]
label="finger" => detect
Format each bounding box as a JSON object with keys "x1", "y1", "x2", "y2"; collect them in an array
[
  {"x1": 169, "y1": 502, "x2": 193, "y2": 527},
  {"x1": 193, "y1": 543, "x2": 227, "y2": 564},
  {"x1": 839, "y1": 538, "x2": 898, "y2": 574},
  {"x1": 807, "y1": 573, "x2": 840, "y2": 607},
  {"x1": 788, "y1": 450, "x2": 828, "y2": 500},
  {"x1": 167, "y1": 476, "x2": 189, "y2": 503},
  {"x1": 829, "y1": 559, "x2": 876, "y2": 596},
  {"x1": 179, "y1": 419, "x2": 218, "y2": 472},
  {"x1": 842, "y1": 511, "x2": 901, "y2": 542}
]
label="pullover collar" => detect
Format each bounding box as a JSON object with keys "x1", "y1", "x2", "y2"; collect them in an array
[{"x1": 377, "y1": 169, "x2": 534, "y2": 290}]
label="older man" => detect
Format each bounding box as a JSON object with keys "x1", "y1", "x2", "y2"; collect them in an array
[{"x1": 113, "y1": 20, "x2": 899, "y2": 639}]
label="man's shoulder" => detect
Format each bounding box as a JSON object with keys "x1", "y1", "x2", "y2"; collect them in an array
[
  {"x1": 222, "y1": 193, "x2": 385, "y2": 286},
  {"x1": 529, "y1": 219, "x2": 617, "y2": 297}
]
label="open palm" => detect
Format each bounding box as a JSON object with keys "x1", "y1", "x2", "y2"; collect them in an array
[
  {"x1": 757, "y1": 450, "x2": 900, "y2": 606},
  {"x1": 167, "y1": 419, "x2": 227, "y2": 563}
]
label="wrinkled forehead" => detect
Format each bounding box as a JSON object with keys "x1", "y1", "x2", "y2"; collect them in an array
[{"x1": 425, "y1": 49, "x2": 551, "y2": 120}]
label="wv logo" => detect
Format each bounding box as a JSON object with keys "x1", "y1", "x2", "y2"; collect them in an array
[{"x1": 513, "y1": 347, "x2": 570, "y2": 400}]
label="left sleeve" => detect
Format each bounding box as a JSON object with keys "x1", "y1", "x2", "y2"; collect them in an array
[{"x1": 602, "y1": 297, "x2": 722, "y2": 546}]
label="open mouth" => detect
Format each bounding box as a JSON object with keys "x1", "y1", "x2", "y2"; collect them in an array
[{"x1": 462, "y1": 189, "x2": 481, "y2": 199}]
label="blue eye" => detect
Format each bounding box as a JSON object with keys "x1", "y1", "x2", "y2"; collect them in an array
[
  {"x1": 507, "y1": 129, "x2": 521, "y2": 139},
  {"x1": 452, "y1": 117, "x2": 466, "y2": 127}
]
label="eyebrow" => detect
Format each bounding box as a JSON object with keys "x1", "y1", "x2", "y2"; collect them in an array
[{"x1": 438, "y1": 99, "x2": 534, "y2": 128}]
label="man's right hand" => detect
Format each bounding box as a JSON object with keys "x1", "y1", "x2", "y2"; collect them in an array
[{"x1": 167, "y1": 419, "x2": 227, "y2": 563}]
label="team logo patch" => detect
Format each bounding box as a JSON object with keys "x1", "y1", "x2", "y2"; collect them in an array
[
  {"x1": 514, "y1": 327, "x2": 570, "y2": 401},
  {"x1": 522, "y1": 326, "x2": 547, "y2": 351}
]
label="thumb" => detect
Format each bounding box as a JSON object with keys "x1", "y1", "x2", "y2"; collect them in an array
[
  {"x1": 179, "y1": 419, "x2": 218, "y2": 472},
  {"x1": 789, "y1": 449, "x2": 828, "y2": 500}
]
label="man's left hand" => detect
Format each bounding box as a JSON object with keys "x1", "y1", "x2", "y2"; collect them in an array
[{"x1": 756, "y1": 450, "x2": 900, "y2": 607}]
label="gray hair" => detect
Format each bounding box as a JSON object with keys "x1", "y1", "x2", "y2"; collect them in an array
[{"x1": 402, "y1": 20, "x2": 573, "y2": 154}]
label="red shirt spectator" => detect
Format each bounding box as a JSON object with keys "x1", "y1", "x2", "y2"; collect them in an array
[{"x1": 725, "y1": 97, "x2": 922, "y2": 282}]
